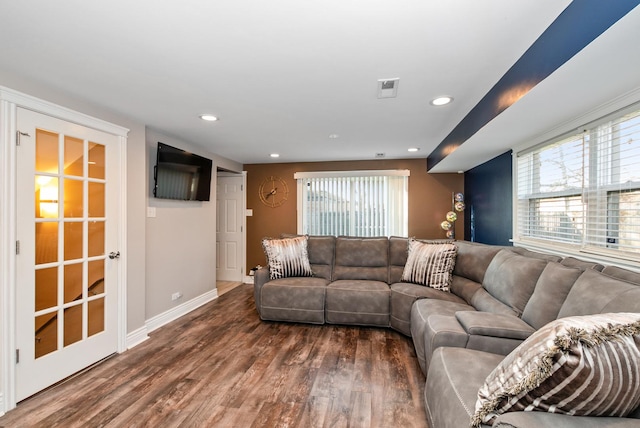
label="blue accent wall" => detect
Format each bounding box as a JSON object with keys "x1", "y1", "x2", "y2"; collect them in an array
[{"x1": 464, "y1": 151, "x2": 512, "y2": 245}]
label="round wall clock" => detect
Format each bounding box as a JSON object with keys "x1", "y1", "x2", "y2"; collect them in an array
[{"x1": 259, "y1": 175, "x2": 289, "y2": 207}]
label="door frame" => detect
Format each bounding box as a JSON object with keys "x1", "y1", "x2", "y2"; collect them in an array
[
  {"x1": 0, "y1": 87, "x2": 129, "y2": 414},
  {"x1": 216, "y1": 170, "x2": 247, "y2": 283}
]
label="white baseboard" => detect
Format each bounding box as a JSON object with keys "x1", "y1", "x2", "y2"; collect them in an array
[
  {"x1": 0, "y1": 392, "x2": 4, "y2": 417},
  {"x1": 126, "y1": 325, "x2": 150, "y2": 350},
  {"x1": 145, "y1": 289, "x2": 219, "y2": 334}
]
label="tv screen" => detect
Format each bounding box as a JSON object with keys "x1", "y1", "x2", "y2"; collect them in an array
[{"x1": 153, "y1": 142, "x2": 213, "y2": 201}]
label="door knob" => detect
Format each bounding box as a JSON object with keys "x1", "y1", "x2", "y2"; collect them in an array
[{"x1": 108, "y1": 251, "x2": 121, "y2": 259}]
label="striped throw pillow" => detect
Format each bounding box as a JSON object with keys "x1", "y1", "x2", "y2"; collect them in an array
[
  {"x1": 262, "y1": 236, "x2": 313, "y2": 280},
  {"x1": 401, "y1": 240, "x2": 457, "y2": 291},
  {"x1": 472, "y1": 313, "x2": 640, "y2": 427}
]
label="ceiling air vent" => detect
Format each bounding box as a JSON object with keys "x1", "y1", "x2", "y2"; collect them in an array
[{"x1": 377, "y1": 78, "x2": 399, "y2": 99}]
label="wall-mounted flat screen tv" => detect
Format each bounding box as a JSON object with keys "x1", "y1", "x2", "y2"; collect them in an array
[{"x1": 153, "y1": 142, "x2": 213, "y2": 201}]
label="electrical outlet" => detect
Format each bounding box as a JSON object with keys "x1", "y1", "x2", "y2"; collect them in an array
[{"x1": 171, "y1": 292, "x2": 183, "y2": 301}]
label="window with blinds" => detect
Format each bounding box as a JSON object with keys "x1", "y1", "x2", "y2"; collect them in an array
[
  {"x1": 516, "y1": 107, "x2": 640, "y2": 257},
  {"x1": 295, "y1": 170, "x2": 409, "y2": 237}
]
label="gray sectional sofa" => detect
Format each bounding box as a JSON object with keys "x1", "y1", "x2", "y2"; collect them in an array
[{"x1": 253, "y1": 236, "x2": 640, "y2": 427}]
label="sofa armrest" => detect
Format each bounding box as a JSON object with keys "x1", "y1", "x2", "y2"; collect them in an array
[
  {"x1": 494, "y1": 411, "x2": 640, "y2": 428},
  {"x1": 455, "y1": 311, "x2": 535, "y2": 340},
  {"x1": 253, "y1": 267, "x2": 270, "y2": 317}
]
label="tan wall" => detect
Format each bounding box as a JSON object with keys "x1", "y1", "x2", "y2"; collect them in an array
[{"x1": 244, "y1": 158, "x2": 464, "y2": 271}]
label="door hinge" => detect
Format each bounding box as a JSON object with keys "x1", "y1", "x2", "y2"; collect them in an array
[
  {"x1": 16, "y1": 240, "x2": 20, "y2": 255},
  {"x1": 241, "y1": 184, "x2": 243, "y2": 191},
  {"x1": 16, "y1": 349, "x2": 19, "y2": 363},
  {"x1": 16, "y1": 131, "x2": 30, "y2": 146}
]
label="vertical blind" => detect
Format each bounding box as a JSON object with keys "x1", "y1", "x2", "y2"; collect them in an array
[
  {"x1": 295, "y1": 170, "x2": 409, "y2": 237},
  {"x1": 516, "y1": 106, "x2": 640, "y2": 257}
]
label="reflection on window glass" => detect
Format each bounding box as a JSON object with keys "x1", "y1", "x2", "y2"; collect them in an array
[
  {"x1": 88, "y1": 298, "x2": 105, "y2": 337},
  {"x1": 64, "y1": 136, "x2": 84, "y2": 177},
  {"x1": 35, "y1": 267, "x2": 57, "y2": 311},
  {"x1": 35, "y1": 312, "x2": 57, "y2": 359}
]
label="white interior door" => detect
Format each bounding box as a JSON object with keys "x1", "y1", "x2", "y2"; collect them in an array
[
  {"x1": 15, "y1": 108, "x2": 121, "y2": 401},
  {"x1": 216, "y1": 175, "x2": 243, "y2": 282}
]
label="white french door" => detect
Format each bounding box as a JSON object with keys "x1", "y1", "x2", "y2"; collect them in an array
[{"x1": 15, "y1": 108, "x2": 121, "y2": 401}]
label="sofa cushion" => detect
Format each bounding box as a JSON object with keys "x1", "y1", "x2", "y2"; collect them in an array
[
  {"x1": 455, "y1": 312, "x2": 535, "y2": 340},
  {"x1": 453, "y1": 241, "x2": 501, "y2": 284},
  {"x1": 561, "y1": 256, "x2": 604, "y2": 271},
  {"x1": 262, "y1": 236, "x2": 313, "y2": 280},
  {"x1": 332, "y1": 237, "x2": 389, "y2": 282},
  {"x1": 401, "y1": 240, "x2": 457, "y2": 291},
  {"x1": 281, "y1": 234, "x2": 335, "y2": 280},
  {"x1": 423, "y1": 315, "x2": 469, "y2": 370},
  {"x1": 481, "y1": 249, "x2": 548, "y2": 317},
  {"x1": 325, "y1": 280, "x2": 390, "y2": 327},
  {"x1": 473, "y1": 313, "x2": 640, "y2": 427},
  {"x1": 425, "y1": 347, "x2": 503, "y2": 428},
  {"x1": 390, "y1": 282, "x2": 466, "y2": 336},
  {"x1": 410, "y1": 299, "x2": 475, "y2": 374},
  {"x1": 509, "y1": 246, "x2": 562, "y2": 262},
  {"x1": 602, "y1": 265, "x2": 640, "y2": 284},
  {"x1": 558, "y1": 268, "x2": 640, "y2": 318},
  {"x1": 470, "y1": 288, "x2": 519, "y2": 317},
  {"x1": 521, "y1": 262, "x2": 585, "y2": 329},
  {"x1": 260, "y1": 277, "x2": 329, "y2": 324},
  {"x1": 389, "y1": 236, "x2": 410, "y2": 284}
]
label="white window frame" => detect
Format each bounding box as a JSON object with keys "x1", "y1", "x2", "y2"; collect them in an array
[
  {"x1": 514, "y1": 103, "x2": 640, "y2": 267},
  {"x1": 294, "y1": 170, "x2": 409, "y2": 237}
]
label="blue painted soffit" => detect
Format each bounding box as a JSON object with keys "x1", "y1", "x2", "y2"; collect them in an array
[{"x1": 426, "y1": 0, "x2": 640, "y2": 171}]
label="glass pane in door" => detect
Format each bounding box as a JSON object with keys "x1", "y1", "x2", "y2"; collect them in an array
[
  {"x1": 88, "y1": 260, "x2": 105, "y2": 295},
  {"x1": 35, "y1": 267, "x2": 57, "y2": 311},
  {"x1": 64, "y1": 178, "x2": 83, "y2": 218},
  {"x1": 64, "y1": 263, "x2": 83, "y2": 304},
  {"x1": 64, "y1": 222, "x2": 83, "y2": 261},
  {"x1": 88, "y1": 182, "x2": 105, "y2": 217},
  {"x1": 88, "y1": 298, "x2": 105, "y2": 337},
  {"x1": 35, "y1": 176, "x2": 59, "y2": 219},
  {"x1": 88, "y1": 221, "x2": 105, "y2": 257},
  {"x1": 64, "y1": 136, "x2": 84, "y2": 177},
  {"x1": 88, "y1": 142, "x2": 105, "y2": 179},
  {"x1": 35, "y1": 312, "x2": 57, "y2": 358},
  {"x1": 63, "y1": 304, "x2": 83, "y2": 347},
  {"x1": 35, "y1": 129, "x2": 59, "y2": 174}
]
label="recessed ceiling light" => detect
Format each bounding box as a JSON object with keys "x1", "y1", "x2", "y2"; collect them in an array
[
  {"x1": 270, "y1": 153, "x2": 280, "y2": 158},
  {"x1": 408, "y1": 147, "x2": 420, "y2": 152},
  {"x1": 328, "y1": 134, "x2": 340, "y2": 139},
  {"x1": 199, "y1": 114, "x2": 219, "y2": 121},
  {"x1": 430, "y1": 96, "x2": 453, "y2": 106}
]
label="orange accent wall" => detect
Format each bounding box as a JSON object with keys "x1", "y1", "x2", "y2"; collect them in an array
[{"x1": 244, "y1": 158, "x2": 464, "y2": 271}]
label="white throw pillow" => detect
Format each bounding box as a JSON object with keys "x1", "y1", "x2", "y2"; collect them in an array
[
  {"x1": 262, "y1": 236, "x2": 313, "y2": 280},
  {"x1": 401, "y1": 240, "x2": 457, "y2": 291}
]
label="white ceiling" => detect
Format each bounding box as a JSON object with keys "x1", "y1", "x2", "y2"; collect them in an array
[{"x1": 1, "y1": 1, "x2": 639, "y2": 171}]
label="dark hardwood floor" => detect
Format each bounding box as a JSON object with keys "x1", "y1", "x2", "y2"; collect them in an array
[{"x1": 0, "y1": 284, "x2": 428, "y2": 427}]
